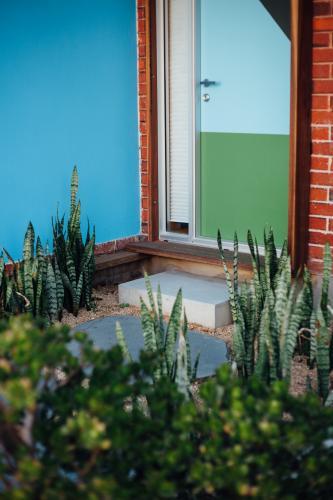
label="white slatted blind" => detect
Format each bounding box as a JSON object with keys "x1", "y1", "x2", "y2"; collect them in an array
[{"x1": 167, "y1": 0, "x2": 191, "y2": 223}]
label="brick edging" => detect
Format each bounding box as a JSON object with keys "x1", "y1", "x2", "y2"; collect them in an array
[{"x1": 94, "y1": 235, "x2": 147, "y2": 255}]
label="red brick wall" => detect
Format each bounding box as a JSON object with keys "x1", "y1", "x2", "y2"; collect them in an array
[
  {"x1": 137, "y1": 0, "x2": 152, "y2": 239},
  {"x1": 309, "y1": 0, "x2": 333, "y2": 269}
]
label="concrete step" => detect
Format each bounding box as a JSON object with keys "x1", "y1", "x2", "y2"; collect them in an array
[{"x1": 118, "y1": 271, "x2": 232, "y2": 328}]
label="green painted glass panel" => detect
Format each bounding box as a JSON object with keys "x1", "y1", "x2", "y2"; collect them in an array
[{"x1": 200, "y1": 132, "x2": 289, "y2": 246}]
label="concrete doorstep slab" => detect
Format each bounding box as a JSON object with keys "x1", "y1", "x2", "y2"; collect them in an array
[
  {"x1": 72, "y1": 315, "x2": 229, "y2": 379},
  {"x1": 118, "y1": 271, "x2": 232, "y2": 329}
]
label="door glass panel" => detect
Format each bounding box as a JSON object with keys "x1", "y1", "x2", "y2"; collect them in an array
[{"x1": 198, "y1": 0, "x2": 291, "y2": 246}]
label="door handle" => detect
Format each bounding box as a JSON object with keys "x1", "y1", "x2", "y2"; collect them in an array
[{"x1": 200, "y1": 79, "x2": 216, "y2": 87}]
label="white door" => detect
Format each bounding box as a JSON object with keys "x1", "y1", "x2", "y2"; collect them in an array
[{"x1": 158, "y1": 0, "x2": 291, "y2": 248}]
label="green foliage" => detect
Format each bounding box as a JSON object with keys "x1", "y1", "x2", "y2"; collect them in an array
[
  {"x1": 119, "y1": 302, "x2": 130, "y2": 308},
  {"x1": 117, "y1": 273, "x2": 199, "y2": 395},
  {"x1": 52, "y1": 166, "x2": 95, "y2": 315},
  {"x1": 218, "y1": 229, "x2": 333, "y2": 403},
  {"x1": 309, "y1": 243, "x2": 333, "y2": 401},
  {"x1": 1, "y1": 223, "x2": 64, "y2": 322},
  {"x1": 1, "y1": 316, "x2": 333, "y2": 498},
  {"x1": 0, "y1": 166, "x2": 95, "y2": 322}
]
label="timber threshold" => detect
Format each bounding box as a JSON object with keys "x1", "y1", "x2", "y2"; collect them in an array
[{"x1": 125, "y1": 240, "x2": 253, "y2": 270}]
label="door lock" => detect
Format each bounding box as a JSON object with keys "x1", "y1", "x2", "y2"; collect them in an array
[{"x1": 202, "y1": 93, "x2": 210, "y2": 102}]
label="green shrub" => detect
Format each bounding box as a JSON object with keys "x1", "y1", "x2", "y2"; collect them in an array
[
  {"x1": 218, "y1": 229, "x2": 333, "y2": 403},
  {"x1": 1, "y1": 316, "x2": 333, "y2": 498}
]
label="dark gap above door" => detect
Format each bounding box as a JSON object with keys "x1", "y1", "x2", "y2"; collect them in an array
[{"x1": 259, "y1": 0, "x2": 290, "y2": 39}]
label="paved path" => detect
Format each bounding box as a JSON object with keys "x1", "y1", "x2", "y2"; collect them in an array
[{"x1": 73, "y1": 315, "x2": 228, "y2": 378}]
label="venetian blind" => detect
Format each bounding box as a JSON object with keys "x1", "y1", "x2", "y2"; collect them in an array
[{"x1": 167, "y1": 0, "x2": 191, "y2": 223}]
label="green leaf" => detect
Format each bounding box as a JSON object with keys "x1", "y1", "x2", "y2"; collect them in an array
[
  {"x1": 115, "y1": 321, "x2": 132, "y2": 362},
  {"x1": 164, "y1": 289, "x2": 182, "y2": 373},
  {"x1": 316, "y1": 311, "x2": 331, "y2": 401},
  {"x1": 54, "y1": 258, "x2": 64, "y2": 316},
  {"x1": 175, "y1": 329, "x2": 189, "y2": 399},
  {"x1": 140, "y1": 298, "x2": 157, "y2": 353},
  {"x1": 217, "y1": 230, "x2": 240, "y2": 323},
  {"x1": 70, "y1": 165, "x2": 79, "y2": 217},
  {"x1": 281, "y1": 286, "x2": 305, "y2": 381},
  {"x1": 310, "y1": 310, "x2": 317, "y2": 365},
  {"x1": 255, "y1": 297, "x2": 270, "y2": 383},
  {"x1": 46, "y1": 260, "x2": 57, "y2": 322},
  {"x1": 23, "y1": 260, "x2": 34, "y2": 312},
  {"x1": 232, "y1": 321, "x2": 246, "y2": 373},
  {"x1": 156, "y1": 284, "x2": 165, "y2": 351},
  {"x1": 0, "y1": 254, "x2": 4, "y2": 284},
  {"x1": 23, "y1": 222, "x2": 35, "y2": 262},
  {"x1": 65, "y1": 244, "x2": 77, "y2": 291},
  {"x1": 35, "y1": 238, "x2": 45, "y2": 316},
  {"x1": 321, "y1": 242, "x2": 332, "y2": 322}
]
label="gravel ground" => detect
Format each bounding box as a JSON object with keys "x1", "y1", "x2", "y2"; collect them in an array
[
  {"x1": 62, "y1": 285, "x2": 141, "y2": 328},
  {"x1": 62, "y1": 284, "x2": 316, "y2": 396}
]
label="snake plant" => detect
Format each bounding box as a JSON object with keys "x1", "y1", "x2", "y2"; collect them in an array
[
  {"x1": 116, "y1": 273, "x2": 199, "y2": 396},
  {"x1": 308, "y1": 243, "x2": 333, "y2": 401},
  {"x1": 2, "y1": 222, "x2": 64, "y2": 322},
  {"x1": 52, "y1": 166, "x2": 95, "y2": 315},
  {"x1": 218, "y1": 229, "x2": 333, "y2": 404},
  {"x1": 0, "y1": 168, "x2": 94, "y2": 321}
]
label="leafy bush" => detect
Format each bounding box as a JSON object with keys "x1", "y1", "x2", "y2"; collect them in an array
[
  {"x1": 218, "y1": 229, "x2": 333, "y2": 403},
  {"x1": 1, "y1": 316, "x2": 333, "y2": 498},
  {"x1": 116, "y1": 273, "x2": 199, "y2": 396}
]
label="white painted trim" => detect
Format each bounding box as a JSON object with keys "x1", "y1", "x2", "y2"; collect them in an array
[
  {"x1": 193, "y1": 0, "x2": 201, "y2": 240},
  {"x1": 159, "y1": 231, "x2": 191, "y2": 243},
  {"x1": 156, "y1": 0, "x2": 194, "y2": 241},
  {"x1": 158, "y1": 0, "x2": 194, "y2": 227},
  {"x1": 156, "y1": 0, "x2": 167, "y2": 235}
]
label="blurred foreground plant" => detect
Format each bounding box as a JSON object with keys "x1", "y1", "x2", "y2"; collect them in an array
[{"x1": 1, "y1": 316, "x2": 333, "y2": 498}]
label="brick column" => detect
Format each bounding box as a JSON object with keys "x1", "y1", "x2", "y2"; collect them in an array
[
  {"x1": 137, "y1": 0, "x2": 153, "y2": 239},
  {"x1": 309, "y1": 0, "x2": 333, "y2": 269}
]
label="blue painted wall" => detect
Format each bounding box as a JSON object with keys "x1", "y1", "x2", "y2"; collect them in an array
[{"x1": 0, "y1": 0, "x2": 139, "y2": 258}]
